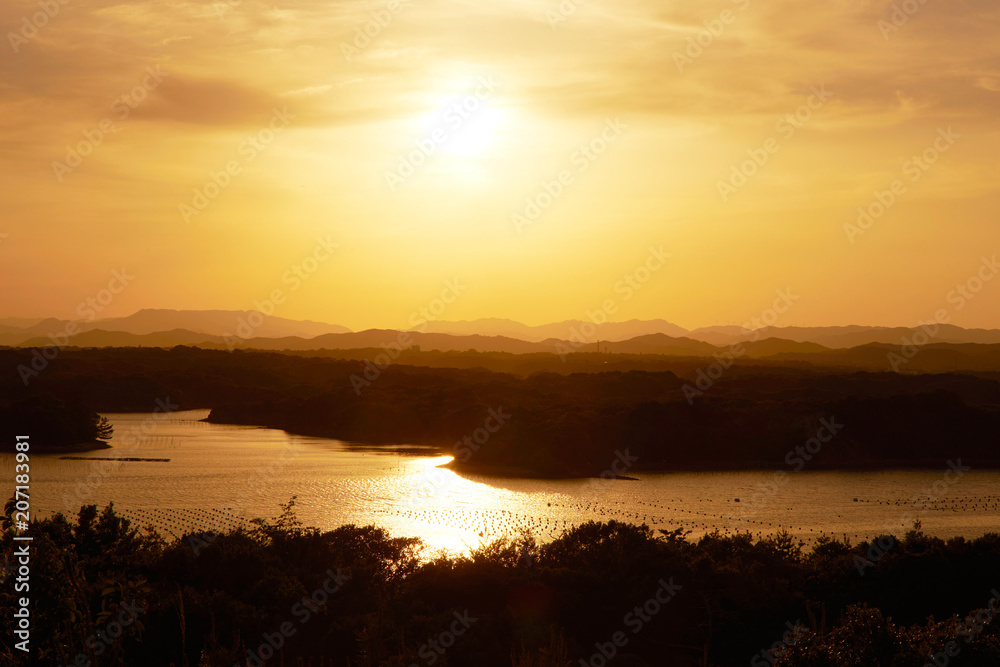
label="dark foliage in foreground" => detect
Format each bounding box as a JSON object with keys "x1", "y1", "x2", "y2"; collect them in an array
[{"x1": 2, "y1": 503, "x2": 999, "y2": 666}]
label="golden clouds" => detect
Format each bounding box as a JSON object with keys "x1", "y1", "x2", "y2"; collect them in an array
[{"x1": 0, "y1": 0, "x2": 998, "y2": 329}]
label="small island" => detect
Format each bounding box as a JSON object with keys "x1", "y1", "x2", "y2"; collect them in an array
[{"x1": 0, "y1": 393, "x2": 114, "y2": 452}]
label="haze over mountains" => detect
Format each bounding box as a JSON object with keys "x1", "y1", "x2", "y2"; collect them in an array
[
  {"x1": 4, "y1": 311, "x2": 1000, "y2": 369},
  {"x1": 417, "y1": 319, "x2": 1000, "y2": 348},
  {"x1": 0, "y1": 309, "x2": 349, "y2": 345},
  {"x1": 413, "y1": 318, "x2": 690, "y2": 342}
]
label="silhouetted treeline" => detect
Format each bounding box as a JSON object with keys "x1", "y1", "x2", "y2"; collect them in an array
[
  {"x1": 0, "y1": 393, "x2": 111, "y2": 449},
  {"x1": 2, "y1": 503, "x2": 999, "y2": 666},
  {"x1": 2, "y1": 347, "x2": 1000, "y2": 473}
]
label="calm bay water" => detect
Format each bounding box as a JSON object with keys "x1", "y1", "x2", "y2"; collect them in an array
[{"x1": 9, "y1": 410, "x2": 1000, "y2": 555}]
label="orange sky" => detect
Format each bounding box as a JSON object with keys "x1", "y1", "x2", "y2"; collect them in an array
[{"x1": 1, "y1": 0, "x2": 998, "y2": 331}]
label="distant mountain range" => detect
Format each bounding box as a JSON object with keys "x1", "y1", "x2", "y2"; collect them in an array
[
  {"x1": 0, "y1": 309, "x2": 349, "y2": 346},
  {"x1": 414, "y1": 317, "x2": 689, "y2": 342},
  {"x1": 3, "y1": 311, "x2": 1000, "y2": 371},
  {"x1": 413, "y1": 318, "x2": 1000, "y2": 348}
]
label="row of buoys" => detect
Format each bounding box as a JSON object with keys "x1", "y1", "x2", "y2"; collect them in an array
[
  {"x1": 115, "y1": 507, "x2": 251, "y2": 539},
  {"x1": 32, "y1": 484, "x2": 999, "y2": 555}
]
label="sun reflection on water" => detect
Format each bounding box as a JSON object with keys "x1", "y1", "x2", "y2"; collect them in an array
[
  {"x1": 20, "y1": 414, "x2": 1000, "y2": 562},
  {"x1": 383, "y1": 454, "x2": 501, "y2": 556}
]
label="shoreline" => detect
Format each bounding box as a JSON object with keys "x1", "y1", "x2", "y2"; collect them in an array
[
  {"x1": 440, "y1": 457, "x2": 1000, "y2": 480},
  {"x1": 140, "y1": 413, "x2": 1000, "y2": 478},
  {"x1": 31, "y1": 439, "x2": 112, "y2": 454}
]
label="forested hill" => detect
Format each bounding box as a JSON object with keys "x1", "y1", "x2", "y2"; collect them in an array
[{"x1": 2, "y1": 346, "x2": 999, "y2": 474}]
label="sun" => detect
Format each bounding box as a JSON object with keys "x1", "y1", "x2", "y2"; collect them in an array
[
  {"x1": 437, "y1": 105, "x2": 505, "y2": 157},
  {"x1": 417, "y1": 76, "x2": 508, "y2": 162}
]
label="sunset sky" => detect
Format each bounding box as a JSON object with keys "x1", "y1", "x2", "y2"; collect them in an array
[{"x1": 2, "y1": 0, "x2": 998, "y2": 331}]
